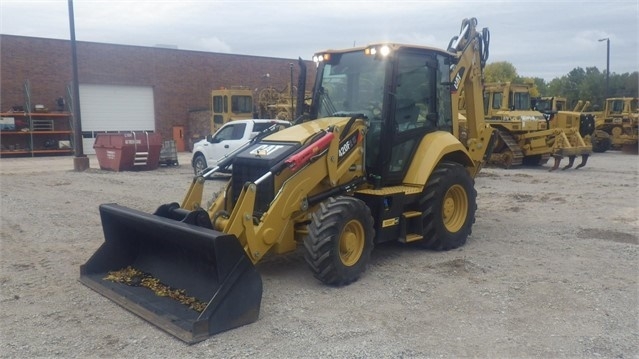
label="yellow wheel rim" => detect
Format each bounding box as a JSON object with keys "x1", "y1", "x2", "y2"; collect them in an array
[
  {"x1": 339, "y1": 220, "x2": 365, "y2": 267},
  {"x1": 442, "y1": 184, "x2": 468, "y2": 233}
]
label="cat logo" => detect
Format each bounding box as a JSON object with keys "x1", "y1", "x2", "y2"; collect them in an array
[
  {"x1": 250, "y1": 144, "x2": 284, "y2": 156},
  {"x1": 452, "y1": 67, "x2": 465, "y2": 93}
]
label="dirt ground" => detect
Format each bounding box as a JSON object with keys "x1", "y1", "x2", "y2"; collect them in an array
[{"x1": 1, "y1": 151, "x2": 637, "y2": 358}]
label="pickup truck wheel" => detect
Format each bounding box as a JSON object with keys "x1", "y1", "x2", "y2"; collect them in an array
[
  {"x1": 304, "y1": 196, "x2": 374, "y2": 286},
  {"x1": 418, "y1": 162, "x2": 476, "y2": 250},
  {"x1": 192, "y1": 154, "x2": 207, "y2": 175}
]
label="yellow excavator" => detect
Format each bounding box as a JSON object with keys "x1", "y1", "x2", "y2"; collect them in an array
[{"x1": 80, "y1": 17, "x2": 495, "y2": 343}]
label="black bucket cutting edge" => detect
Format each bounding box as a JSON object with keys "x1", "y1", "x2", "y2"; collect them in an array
[{"x1": 80, "y1": 203, "x2": 263, "y2": 344}]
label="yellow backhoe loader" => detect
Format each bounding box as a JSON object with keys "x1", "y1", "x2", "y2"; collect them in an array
[{"x1": 80, "y1": 17, "x2": 495, "y2": 343}]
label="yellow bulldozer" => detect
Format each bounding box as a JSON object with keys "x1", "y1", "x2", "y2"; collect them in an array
[
  {"x1": 587, "y1": 97, "x2": 638, "y2": 153},
  {"x1": 80, "y1": 17, "x2": 495, "y2": 343},
  {"x1": 480, "y1": 83, "x2": 591, "y2": 170},
  {"x1": 532, "y1": 96, "x2": 596, "y2": 159}
]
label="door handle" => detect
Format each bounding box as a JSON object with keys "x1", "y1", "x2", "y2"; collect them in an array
[{"x1": 224, "y1": 145, "x2": 229, "y2": 148}]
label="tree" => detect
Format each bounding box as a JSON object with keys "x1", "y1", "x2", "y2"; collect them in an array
[
  {"x1": 484, "y1": 61, "x2": 518, "y2": 83},
  {"x1": 481, "y1": 61, "x2": 637, "y2": 110},
  {"x1": 609, "y1": 72, "x2": 639, "y2": 98}
]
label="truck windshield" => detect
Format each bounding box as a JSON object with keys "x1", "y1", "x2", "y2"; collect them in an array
[{"x1": 316, "y1": 52, "x2": 386, "y2": 120}]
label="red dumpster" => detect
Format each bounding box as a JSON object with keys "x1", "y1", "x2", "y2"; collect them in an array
[{"x1": 94, "y1": 131, "x2": 162, "y2": 171}]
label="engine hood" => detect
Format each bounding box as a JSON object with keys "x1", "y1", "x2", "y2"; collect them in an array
[{"x1": 263, "y1": 117, "x2": 354, "y2": 143}]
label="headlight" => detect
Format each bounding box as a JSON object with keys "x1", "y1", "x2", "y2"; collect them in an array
[
  {"x1": 312, "y1": 53, "x2": 331, "y2": 63},
  {"x1": 365, "y1": 45, "x2": 392, "y2": 57}
]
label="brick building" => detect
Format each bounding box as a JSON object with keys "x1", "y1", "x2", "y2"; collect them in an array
[{"x1": 0, "y1": 34, "x2": 316, "y2": 153}]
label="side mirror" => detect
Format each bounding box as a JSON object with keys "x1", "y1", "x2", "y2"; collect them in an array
[{"x1": 206, "y1": 134, "x2": 214, "y2": 142}]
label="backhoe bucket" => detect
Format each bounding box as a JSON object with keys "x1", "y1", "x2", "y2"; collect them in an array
[{"x1": 80, "y1": 203, "x2": 262, "y2": 344}]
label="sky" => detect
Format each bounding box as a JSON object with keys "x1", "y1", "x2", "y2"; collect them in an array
[{"x1": 1, "y1": 0, "x2": 637, "y2": 82}]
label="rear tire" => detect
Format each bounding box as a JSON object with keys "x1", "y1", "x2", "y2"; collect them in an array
[
  {"x1": 303, "y1": 196, "x2": 374, "y2": 286},
  {"x1": 192, "y1": 154, "x2": 207, "y2": 175},
  {"x1": 418, "y1": 162, "x2": 476, "y2": 250}
]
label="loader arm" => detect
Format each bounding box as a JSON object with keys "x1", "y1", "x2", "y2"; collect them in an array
[{"x1": 448, "y1": 18, "x2": 495, "y2": 176}]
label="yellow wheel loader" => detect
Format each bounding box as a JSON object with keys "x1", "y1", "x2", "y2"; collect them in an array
[{"x1": 80, "y1": 17, "x2": 495, "y2": 343}]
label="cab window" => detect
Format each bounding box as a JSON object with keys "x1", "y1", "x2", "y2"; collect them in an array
[
  {"x1": 213, "y1": 123, "x2": 246, "y2": 142},
  {"x1": 493, "y1": 93, "x2": 502, "y2": 109},
  {"x1": 231, "y1": 95, "x2": 252, "y2": 113}
]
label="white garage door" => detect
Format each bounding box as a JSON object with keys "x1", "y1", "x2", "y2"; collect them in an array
[{"x1": 79, "y1": 85, "x2": 155, "y2": 154}]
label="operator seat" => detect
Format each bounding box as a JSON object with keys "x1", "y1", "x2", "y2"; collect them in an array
[{"x1": 395, "y1": 99, "x2": 419, "y2": 130}]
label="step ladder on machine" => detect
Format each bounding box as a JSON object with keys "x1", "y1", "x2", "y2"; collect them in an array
[{"x1": 132, "y1": 131, "x2": 150, "y2": 167}]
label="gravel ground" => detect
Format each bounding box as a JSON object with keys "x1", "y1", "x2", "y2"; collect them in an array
[{"x1": 1, "y1": 151, "x2": 637, "y2": 358}]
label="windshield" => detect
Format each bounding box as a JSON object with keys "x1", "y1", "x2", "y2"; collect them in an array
[
  {"x1": 511, "y1": 91, "x2": 531, "y2": 110},
  {"x1": 231, "y1": 95, "x2": 253, "y2": 113},
  {"x1": 535, "y1": 99, "x2": 552, "y2": 112},
  {"x1": 316, "y1": 52, "x2": 386, "y2": 119},
  {"x1": 610, "y1": 100, "x2": 624, "y2": 114}
]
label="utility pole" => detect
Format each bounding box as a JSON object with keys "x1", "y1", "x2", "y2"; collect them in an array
[
  {"x1": 68, "y1": 0, "x2": 89, "y2": 171},
  {"x1": 598, "y1": 38, "x2": 610, "y2": 99}
]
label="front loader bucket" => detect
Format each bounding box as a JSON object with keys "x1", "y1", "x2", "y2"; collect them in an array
[{"x1": 80, "y1": 203, "x2": 262, "y2": 344}]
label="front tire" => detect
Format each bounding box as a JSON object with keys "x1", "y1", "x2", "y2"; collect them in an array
[
  {"x1": 303, "y1": 196, "x2": 374, "y2": 286},
  {"x1": 192, "y1": 154, "x2": 207, "y2": 175},
  {"x1": 418, "y1": 162, "x2": 476, "y2": 250}
]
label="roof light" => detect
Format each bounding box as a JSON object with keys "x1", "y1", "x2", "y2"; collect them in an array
[
  {"x1": 313, "y1": 53, "x2": 331, "y2": 63},
  {"x1": 365, "y1": 45, "x2": 391, "y2": 57}
]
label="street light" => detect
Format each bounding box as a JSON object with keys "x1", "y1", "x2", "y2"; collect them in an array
[{"x1": 598, "y1": 37, "x2": 610, "y2": 99}]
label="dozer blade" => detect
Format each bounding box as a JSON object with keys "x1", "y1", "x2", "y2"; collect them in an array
[{"x1": 80, "y1": 203, "x2": 262, "y2": 344}]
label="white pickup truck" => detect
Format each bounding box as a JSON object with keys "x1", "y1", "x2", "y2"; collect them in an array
[{"x1": 191, "y1": 119, "x2": 291, "y2": 174}]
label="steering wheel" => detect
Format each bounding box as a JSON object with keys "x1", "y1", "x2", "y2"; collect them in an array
[{"x1": 365, "y1": 101, "x2": 382, "y2": 120}]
